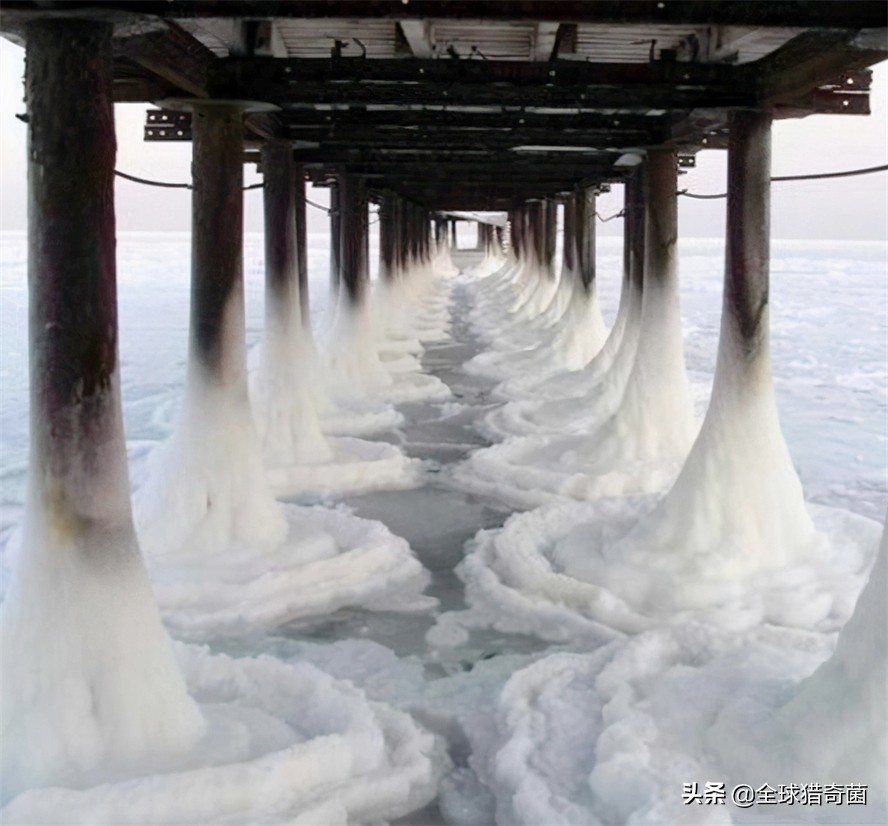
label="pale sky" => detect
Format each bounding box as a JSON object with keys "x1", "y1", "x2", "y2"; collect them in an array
[{"x1": 1, "y1": 39, "x2": 886, "y2": 240}]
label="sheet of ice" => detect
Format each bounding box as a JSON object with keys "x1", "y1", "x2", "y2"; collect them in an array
[
  {"x1": 151, "y1": 503, "x2": 436, "y2": 640},
  {"x1": 2, "y1": 642, "x2": 446, "y2": 825}
]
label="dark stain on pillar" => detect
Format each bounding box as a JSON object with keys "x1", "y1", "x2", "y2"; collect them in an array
[
  {"x1": 340, "y1": 173, "x2": 369, "y2": 306},
  {"x1": 626, "y1": 171, "x2": 646, "y2": 292},
  {"x1": 261, "y1": 141, "x2": 296, "y2": 327},
  {"x1": 26, "y1": 20, "x2": 120, "y2": 479},
  {"x1": 190, "y1": 103, "x2": 244, "y2": 379},
  {"x1": 726, "y1": 110, "x2": 772, "y2": 360},
  {"x1": 644, "y1": 149, "x2": 679, "y2": 286}
]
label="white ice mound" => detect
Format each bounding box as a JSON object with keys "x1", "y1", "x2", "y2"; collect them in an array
[
  {"x1": 477, "y1": 555, "x2": 887, "y2": 826},
  {"x1": 2, "y1": 644, "x2": 445, "y2": 825},
  {"x1": 267, "y1": 435, "x2": 423, "y2": 498},
  {"x1": 441, "y1": 499, "x2": 881, "y2": 643},
  {"x1": 452, "y1": 415, "x2": 696, "y2": 510},
  {"x1": 150, "y1": 504, "x2": 436, "y2": 640}
]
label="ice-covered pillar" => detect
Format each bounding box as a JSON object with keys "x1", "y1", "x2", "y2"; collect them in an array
[
  {"x1": 664, "y1": 108, "x2": 814, "y2": 564},
  {"x1": 602, "y1": 149, "x2": 695, "y2": 463},
  {"x1": 329, "y1": 179, "x2": 341, "y2": 297},
  {"x1": 294, "y1": 164, "x2": 310, "y2": 324},
  {"x1": 136, "y1": 99, "x2": 286, "y2": 555},
  {"x1": 3, "y1": 18, "x2": 203, "y2": 795},
  {"x1": 262, "y1": 141, "x2": 299, "y2": 338},
  {"x1": 339, "y1": 173, "x2": 369, "y2": 306},
  {"x1": 621, "y1": 114, "x2": 812, "y2": 565}
]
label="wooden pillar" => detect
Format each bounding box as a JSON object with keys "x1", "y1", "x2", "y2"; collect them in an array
[
  {"x1": 643, "y1": 149, "x2": 678, "y2": 289},
  {"x1": 379, "y1": 192, "x2": 396, "y2": 282},
  {"x1": 509, "y1": 208, "x2": 525, "y2": 262},
  {"x1": 25, "y1": 19, "x2": 134, "y2": 549},
  {"x1": 576, "y1": 188, "x2": 597, "y2": 291},
  {"x1": 544, "y1": 199, "x2": 557, "y2": 276},
  {"x1": 294, "y1": 164, "x2": 309, "y2": 324},
  {"x1": 450, "y1": 220, "x2": 458, "y2": 248},
  {"x1": 394, "y1": 196, "x2": 406, "y2": 275},
  {"x1": 190, "y1": 102, "x2": 246, "y2": 386},
  {"x1": 627, "y1": 171, "x2": 646, "y2": 291},
  {"x1": 725, "y1": 109, "x2": 772, "y2": 368},
  {"x1": 339, "y1": 173, "x2": 369, "y2": 305},
  {"x1": 562, "y1": 194, "x2": 577, "y2": 276},
  {"x1": 329, "y1": 179, "x2": 341, "y2": 297},
  {"x1": 261, "y1": 142, "x2": 298, "y2": 335}
]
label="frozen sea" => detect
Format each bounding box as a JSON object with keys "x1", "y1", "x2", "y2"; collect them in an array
[
  {"x1": 1, "y1": 231, "x2": 885, "y2": 527},
  {"x1": 0, "y1": 229, "x2": 886, "y2": 824}
]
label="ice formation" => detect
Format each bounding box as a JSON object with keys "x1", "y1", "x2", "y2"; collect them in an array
[
  {"x1": 0, "y1": 374, "x2": 204, "y2": 801},
  {"x1": 464, "y1": 525, "x2": 886, "y2": 825},
  {"x1": 134, "y1": 365, "x2": 287, "y2": 556},
  {"x1": 324, "y1": 247, "x2": 453, "y2": 407},
  {"x1": 249, "y1": 266, "x2": 421, "y2": 498},
  {"x1": 455, "y1": 160, "x2": 697, "y2": 506},
  {"x1": 3, "y1": 643, "x2": 445, "y2": 824},
  {"x1": 151, "y1": 504, "x2": 435, "y2": 640}
]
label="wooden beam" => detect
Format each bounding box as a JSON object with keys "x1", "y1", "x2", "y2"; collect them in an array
[
  {"x1": 756, "y1": 29, "x2": 888, "y2": 106},
  {"x1": 113, "y1": 22, "x2": 215, "y2": 98},
  {"x1": 208, "y1": 56, "x2": 752, "y2": 110},
  {"x1": 285, "y1": 126, "x2": 668, "y2": 150},
  {"x1": 280, "y1": 109, "x2": 668, "y2": 132}
]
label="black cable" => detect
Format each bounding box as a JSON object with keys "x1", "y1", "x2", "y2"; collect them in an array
[
  {"x1": 678, "y1": 162, "x2": 888, "y2": 200},
  {"x1": 114, "y1": 170, "x2": 191, "y2": 189},
  {"x1": 115, "y1": 161, "x2": 888, "y2": 203}
]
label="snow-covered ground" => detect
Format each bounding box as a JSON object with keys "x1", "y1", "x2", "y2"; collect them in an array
[{"x1": 0, "y1": 230, "x2": 885, "y2": 823}]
